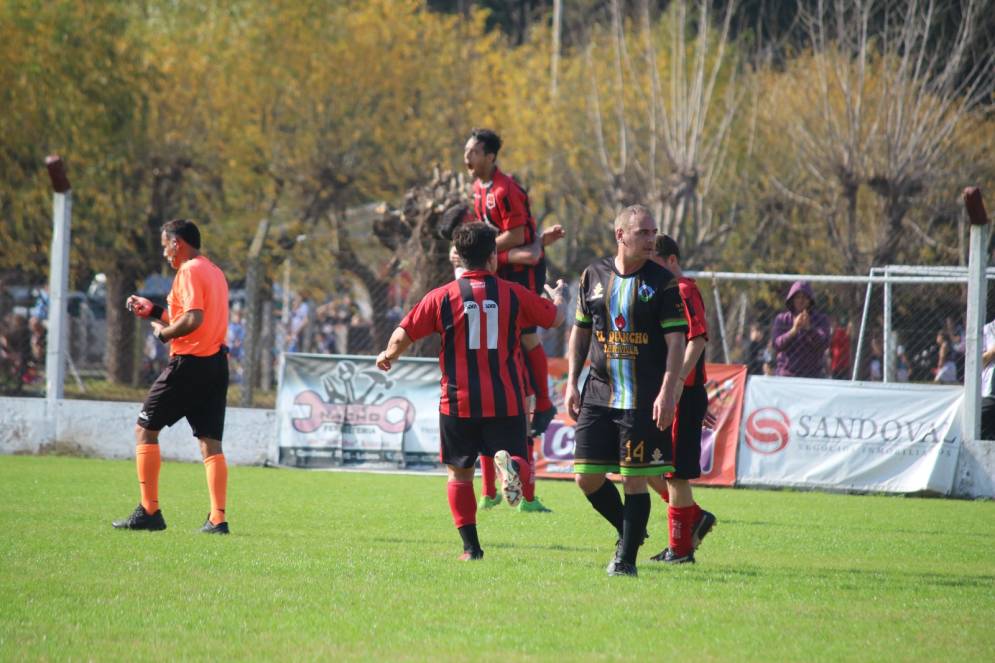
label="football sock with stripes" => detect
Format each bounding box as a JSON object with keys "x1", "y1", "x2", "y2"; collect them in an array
[
  {"x1": 479, "y1": 456, "x2": 497, "y2": 498},
  {"x1": 668, "y1": 504, "x2": 697, "y2": 557},
  {"x1": 203, "y1": 453, "x2": 228, "y2": 525},
  {"x1": 525, "y1": 344, "x2": 553, "y2": 411},
  {"x1": 585, "y1": 479, "x2": 624, "y2": 537},
  {"x1": 511, "y1": 455, "x2": 533, "y2": 502},
  {"x1": 136, "y1": 443, "x2": 161, "y2": 515},
  {"x1": 447, "y1": 480, "x2": 477, "y2": 529},
  {"x1": 620, "y1": 492, "x2": 651, "y2": 564}
]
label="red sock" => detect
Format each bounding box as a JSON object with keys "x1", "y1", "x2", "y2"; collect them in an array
[
  {"x1": 136, "y1": 444, "x2": 161, "y2": 514},
  {"x1": 525, "y1": 345, "x2": 552, "y2": 411},
  {"x1": 204, "y1": 453, "x2": 228, "y2": 525},
  {"x1": 668, "y1": 504, "x2": 697, "y2": 557},
  {"x1": 513, "y1": 454, "x2": 534, "y2": 502},
  {"x1": 480, "y1": 456, "x2": 496, "y2": 498},
  {"x1": 447, "y1": 480, "x2": 477, "y2": 528}
]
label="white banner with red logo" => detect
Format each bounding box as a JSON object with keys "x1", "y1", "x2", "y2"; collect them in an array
[
  {"x1": 738, "y1": 377, "x2": 962, "y2": 494},
  {"x1": 276, "y1": 354, "x2": 442, "y2": 468}
]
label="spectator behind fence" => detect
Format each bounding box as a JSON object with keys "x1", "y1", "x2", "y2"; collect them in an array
[
  {"x1": 981, "y1": 317, "x2": 995, "y2": 440},
  {"x1": 829, "y1": 315, "x2": 852, "y2": 379},
  {"x1": 933, "y1": 329, "x2": 958, "y2": 383},
  {"x1": 770, "y1": 281, "x2": 830, "y2": 378},
  {"x1": 744, "y1": 323, "x2": 767, "y2": 375}
]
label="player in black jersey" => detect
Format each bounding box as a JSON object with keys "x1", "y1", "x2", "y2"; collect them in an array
[{"x1": 565, "y1": 205, "x2": 687, "y2": 576}]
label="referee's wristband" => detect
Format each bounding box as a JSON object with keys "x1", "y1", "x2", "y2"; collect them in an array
[{"x1": 150, "y1": 304, "x2": 165, "y2": 321}]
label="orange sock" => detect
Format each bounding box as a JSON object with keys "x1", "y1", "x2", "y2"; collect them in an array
[
  {"x1": 136, "y1": 444, "x2": 161, "y2": 514},
  {"x1": 204, "y1": 454, "x2": 228, "y2": 525}
]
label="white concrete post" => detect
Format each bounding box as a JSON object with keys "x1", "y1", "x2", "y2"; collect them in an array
[
  {"x1": 45, "y1": 156, "x2": 72, "y2": 404},
  {"x1": 963, "y1": 187, "x2": 990, "y2": 442}
]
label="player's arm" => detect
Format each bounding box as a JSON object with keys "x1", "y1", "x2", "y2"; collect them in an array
[
  {"x1": 542, "y1": 224, "x2": 565, "y2": 247},
  {"x1": 153, "y1": 310, "x2": 202, "y2": 343},
  {"x1": 653, "y1": 331, "x2": 687, "y2": 430},
  {"x1": 376, "y1": 327, "x2": 414, "y2": 371},
  {"x1": 495, "y1": 226, "x2": 526, "y2": 252},
  {"x1": 566, "y1": 325, "x2": 592, "y2": 420},
  {"x1": 681, "y1": 336, "x2": 707, "y2": 382},
  {"x1": 506, "y1": 231, "x2": 542, "y2": 266}
]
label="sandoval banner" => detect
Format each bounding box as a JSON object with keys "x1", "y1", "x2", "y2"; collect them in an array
[
  {"x1": 276, "y1": 354, "x2": 442, "y2": 469},
  {"x1": 535, "y1": 359, "x2": 745, "y2": 486},
  {"x1": 738, "y1": 377, "x2": 963, "y2": 494}
]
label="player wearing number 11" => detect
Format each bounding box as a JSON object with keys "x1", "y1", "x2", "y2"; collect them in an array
[{"x1": 376, "y1": 222, "x2": 568, "y2": 561}]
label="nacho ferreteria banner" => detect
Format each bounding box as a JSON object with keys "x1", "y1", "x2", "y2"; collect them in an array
[
  {"x1": 276, "y1": 353, "x2": 442, "y2": 468},
  {"x1": 535, "y1": 359, "x2": 745, "y2": 486},
  {"x1": 737, "y1": 376, "x2": 963, "y2": 494}
]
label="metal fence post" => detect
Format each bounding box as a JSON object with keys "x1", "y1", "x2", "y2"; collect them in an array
[{"x1": 45, "y1": 156, "x2": 71, "y2": 403}]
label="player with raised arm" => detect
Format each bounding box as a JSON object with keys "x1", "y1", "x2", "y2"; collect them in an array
[
  {"x1": 377, "y1": 222, "x2": 568, "y2": 560},
  {"x1": 647, "y1": 234, "x2": 717, "y2": 564},
  {"x1": 565, "y1": 206, "x2": 687, "y2": 577}
]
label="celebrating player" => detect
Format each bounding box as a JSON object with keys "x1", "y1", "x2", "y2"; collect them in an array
[
  {"x1": 377, "y1": 222, "x2": 568, "y2": 560},
  {"x1": 565, "y1": 205, "x2": 687, "y2": 577},
  {"x1": 463, "y1": 129, "x2": 562, "y2": 437},
  {"x1": 113, "y1": 219, "x2": 232, "y2": 534},
  {"x1": 647, "y1": 234, "x2": 717, "y2": 564}
]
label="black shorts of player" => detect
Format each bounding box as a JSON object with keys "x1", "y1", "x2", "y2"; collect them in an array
[
  {"x1": 137, "y1": 349, "x2": 229, "y2": 440},
  {"x1": 439, "y1": 413, "x2": 528, "y2": 469},
  {"x1": 669, "y1": 385, "x2": 708, "y2": 480},
  {"x1": 573, "y1": 404, "x2": 674, "y2": 477},
  {"x1": 499, "y1": 259, "x2": 546, "y2": 334}
]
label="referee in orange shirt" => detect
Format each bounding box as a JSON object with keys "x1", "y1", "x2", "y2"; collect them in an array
[{"x1": 113, "y1": 219, "x2": 232, "y2": 534}]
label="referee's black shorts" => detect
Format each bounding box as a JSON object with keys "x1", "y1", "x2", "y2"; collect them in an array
[
  {"x1": 670, "y1": 384, "x2": 709, "y2": 480},
  {"x1": 137, "y1": 349, "x2": 229, "y2": 440},
  {"x1": 439, "y1": 413, "x2": 528, "y2": 469}
]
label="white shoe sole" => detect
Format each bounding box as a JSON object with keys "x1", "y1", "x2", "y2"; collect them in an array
[{"x1": 494, "y1": 450, "x2": 523, "y2": 507}]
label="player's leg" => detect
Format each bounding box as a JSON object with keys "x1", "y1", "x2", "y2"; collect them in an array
[
  {"x1": 611, "y1": 408, "x2": 678, "y2": 575},
  {"x1": 655, "y1": 386, "x2": 715, "y2": 564},
  {"x1": 113, "y1": 359, "x2": 184, "y2": 531},
  {"x1": 477, "y1": 455, "x2": 501, "y2": 509},
  {"x1": 441, "y1": 414, "x2": 484, "y2": 560},
  {"x1": 521, "y1": 330, "x2": 556, "y2": 436},
  {"x1": 189, "y1": 351, "x2": 230, "y2": 534},
  {"x1": 485, "y1": 416, "x2": 531, "y2": 508},
  {"x1": 517, "y1": 436, "x2": 551, "y2": 512},
  {"x1": 574, "y1": 405, "x2": 624, "y2": 538}
]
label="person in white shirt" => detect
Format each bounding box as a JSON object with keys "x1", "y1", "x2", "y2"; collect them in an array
[{"x1": 980, "y1": 318, "x2": 995, "y2": 440}]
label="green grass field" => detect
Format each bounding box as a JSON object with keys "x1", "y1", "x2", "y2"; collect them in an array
[{"x1": 1, "y1": 455, "x2": 993, "y2": 662}]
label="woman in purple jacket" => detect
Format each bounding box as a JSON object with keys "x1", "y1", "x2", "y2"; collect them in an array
[{"x1": 770, "y1": 281, "x2": 830, "y2": 378}]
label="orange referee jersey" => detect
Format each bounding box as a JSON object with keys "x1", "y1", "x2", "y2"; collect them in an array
[{"x1": 167, "y1": 255, "x2": 229, "y2": 357}]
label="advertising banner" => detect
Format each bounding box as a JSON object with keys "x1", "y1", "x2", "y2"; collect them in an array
[
  {"x1": 276, "y1": 354, "x2": 442, "y2": 468},
  {"x1": 534, "y1": 359, "x2": 745, "y2": 486},
  {"x1": 738, "y1": 377, "x2": 962, "y2": 494}
]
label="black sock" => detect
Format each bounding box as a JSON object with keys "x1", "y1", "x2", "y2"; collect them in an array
[
  {"x1": 620, "y1": 492, "x2": 651, "y2": 564},
  {"x1": 585, "y1": 479, "x2": 624, "y2": 537},
  {"x1": 458, "y1": 524, "x2": 481, "y2": 553}
]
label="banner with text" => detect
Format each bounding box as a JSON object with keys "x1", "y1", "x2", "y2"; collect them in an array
[
  {"x1": 535, "y1": 359, "x2": 745, "y2": 486},
  {"x1": 276, "y1": 354, "x2": 442, "y2": 468},
  {"x1": 738, "y1": 377, "x2": 962, "y2": 494}
]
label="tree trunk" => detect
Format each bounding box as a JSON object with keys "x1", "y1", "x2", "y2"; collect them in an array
[
  {"x1": 104, "y1": 266, "x2": 141, "y2": 384},
  {"x1": 241, "y1": 217, "x2": 271, "y2": 406}
]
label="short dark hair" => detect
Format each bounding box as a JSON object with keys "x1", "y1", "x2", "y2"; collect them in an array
[
  {"x1": 469, "y1": 128, "x2": 502, "y2": 156},
  {"x1": 453, "y1": 222, "x2": 497, "y2": 270},
  {"x1": 655, "y1": 234, "x2": 680, "y2": 261},
  {"x1": 161, "y1": 219, "x2": 201, "y2": 249}
]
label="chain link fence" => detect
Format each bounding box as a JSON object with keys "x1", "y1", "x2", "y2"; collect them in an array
[{"x1": 690, "y1": 267, "x2": 995, "y2": 385}]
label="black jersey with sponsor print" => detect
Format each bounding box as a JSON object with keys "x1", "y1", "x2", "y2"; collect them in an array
[{"x1": 575, "y1": 257, "x2": 688, "y2": 410}]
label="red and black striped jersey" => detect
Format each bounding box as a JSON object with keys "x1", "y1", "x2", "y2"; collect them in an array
[
  {"x1": 471, "y1": 168, "x2": 545, "y2": 292},
  {"x1": 400, "y1": 270, "x2": 556, "y2": 418},
  {"x1": 678, "y1": 277, "x2": 708, "y2": 387}
]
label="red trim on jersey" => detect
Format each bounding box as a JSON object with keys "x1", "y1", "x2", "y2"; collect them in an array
[{"x1": 679, "y1": 277, "x2": 709, "y2": 387}]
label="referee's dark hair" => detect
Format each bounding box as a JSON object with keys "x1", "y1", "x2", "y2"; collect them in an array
[
  {"x1": 453, "y1": 222, "x2": 497, "y2": 270},
  {"x1": 655, "y1": 234, "x2": 680, "y2": 261},
  {"x1": 162, "y1": 219, "x2": 201, "y2": 250},
  {"x1": 469, "y1": 128, "x2": 502, "y2": 156}
]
